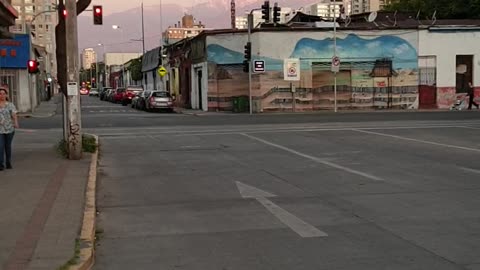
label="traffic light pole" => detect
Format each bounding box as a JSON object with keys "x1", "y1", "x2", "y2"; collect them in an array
[
  {"x1": 247, "y1": 13, "x2": 253, "y2": 115},
  {"x1": 65, "y1": 0, "x2": 82, "y2": 160}
]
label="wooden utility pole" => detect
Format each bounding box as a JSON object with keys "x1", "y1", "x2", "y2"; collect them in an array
[{"x1": 65, "y1": 0, "x2": 82, "y2": 159}]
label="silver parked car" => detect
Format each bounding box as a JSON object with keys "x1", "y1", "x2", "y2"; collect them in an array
[{"x1": 144, "y1": 91, "x2": 174, "y2": 112}]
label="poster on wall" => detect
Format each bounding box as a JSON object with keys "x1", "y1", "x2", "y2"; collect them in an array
[{"x1": 284, "y1": 58, "x2": 300, "y2": 81}]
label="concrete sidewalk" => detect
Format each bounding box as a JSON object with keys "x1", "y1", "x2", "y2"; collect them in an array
[
  {"x1": 0, "y1": 129, "x2": 93, "y2": 270},
  {"x1": 18, "y1": 95, "x2": 62, "y2": 118}
]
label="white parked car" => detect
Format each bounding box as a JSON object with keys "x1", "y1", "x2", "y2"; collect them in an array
[{"x1": 89, "y1": 88, "x2": 99, "y2": 97}]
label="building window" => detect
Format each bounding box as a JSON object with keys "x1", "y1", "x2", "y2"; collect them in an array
[
  {"x1": 418, "y1": 56, "x2": 436, "y2": 86},
  {"x1": 25, "y1": 5, "x2": 35, "y2": 13}
]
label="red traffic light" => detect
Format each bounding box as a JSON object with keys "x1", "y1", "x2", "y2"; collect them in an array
[
  {"x1": 63, "y1": 9, "x2": 67, "y2": 17},
  {"x1": 93, "y1": 5, "x2": 103, "y2": 25},
  {"x1": 27, "y1": 60, "x2": 40, "y2": 73}
]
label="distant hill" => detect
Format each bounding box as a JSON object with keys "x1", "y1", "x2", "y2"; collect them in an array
[{"x1": 78, "y1": 0, "x2": 313, "y2": 57}]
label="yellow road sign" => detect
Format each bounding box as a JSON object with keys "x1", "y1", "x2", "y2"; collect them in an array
[{"x1": 157, "y1": 66, "x2": 167, "y2": 77}]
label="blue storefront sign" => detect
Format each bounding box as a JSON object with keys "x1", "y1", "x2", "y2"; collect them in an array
[{"x1": 0, "y1": 34, "x2": 30, "y2": 69}]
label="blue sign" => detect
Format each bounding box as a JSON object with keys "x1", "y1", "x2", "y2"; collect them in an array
[{"x1": 0, "y1": 34, "x2": 30, "y2": 69}]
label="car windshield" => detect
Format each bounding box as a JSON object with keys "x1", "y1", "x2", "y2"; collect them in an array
[{"x1": 151, "y1": 92, "x2": 170, "y2": 97}]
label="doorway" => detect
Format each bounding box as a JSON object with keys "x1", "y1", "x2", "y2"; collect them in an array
[
  {"x1": 456, "y1": 55, "x2": 473, "y2": 93},
  {"x1": 197, "y1": 69, "x2": 203, "y2": 110}
]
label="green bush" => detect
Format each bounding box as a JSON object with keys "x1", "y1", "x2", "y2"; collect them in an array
[
  {"x1": 82, "y1": 134, "x2": 97, "y2": 153},
  {"x1": 56, "y1": 134, "x2": 98, "y2": 158}
]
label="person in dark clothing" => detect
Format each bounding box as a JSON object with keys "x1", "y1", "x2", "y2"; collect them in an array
[{"x1": 467, "y1": 82, "x2": 479, "y2": 110}]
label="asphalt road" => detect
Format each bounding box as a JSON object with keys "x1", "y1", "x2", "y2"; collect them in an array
[
  {"x1": 36, "y1": 97, "x2": 480, "y2": 269},
  {"x1": 20, "y1": 95, "x2": 480, "y2": 130}
]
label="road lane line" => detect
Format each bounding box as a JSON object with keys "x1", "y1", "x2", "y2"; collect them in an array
[
  {"x1": 173, "y1": 125, "x2": 462, "y2": 137},
  {"x1": 241, "y1": 133, "x2": 384, "y2": 181},
  {"x1": 460, "y1": 126, "x2": 480, "y2": 130},
  {"x1": 353, "y1": 129, "x2": 480, "y2": 153},
  {"x1": 459, "y1": 167, "x2": 480, "y2": 174}
]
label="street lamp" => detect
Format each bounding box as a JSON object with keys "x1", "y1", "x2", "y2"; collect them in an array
[{"x1": 112, "y1": 25, "x2": 126, "y2": 87}]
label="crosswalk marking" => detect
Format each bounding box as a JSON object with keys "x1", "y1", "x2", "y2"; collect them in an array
[{"x1": 86, "y1": 110, "x2": 141, "y2": 113}]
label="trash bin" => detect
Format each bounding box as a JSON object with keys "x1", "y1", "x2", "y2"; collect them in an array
[
  {"x1": 232, "y1": 96, "x2": 240, "y2": 113},
  {"x1": 238, "y1": 96, "x2": 249, "y2": 113}
]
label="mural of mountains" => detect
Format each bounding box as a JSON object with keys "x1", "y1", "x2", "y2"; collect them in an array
[
  {"x1": 78, "y1": 0, "x2": 313, "y2": 56},
  {"x1": 207, "y1": 34, "x2": 418, "y2": 70}
]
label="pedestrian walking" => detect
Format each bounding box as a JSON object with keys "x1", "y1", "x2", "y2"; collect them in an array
[
  {"x1": 0, "y1": 88, "x2": 19, "y2": 171},
  {"x1": 467, "y1": 82, "x2": 479, "y2": 110}
]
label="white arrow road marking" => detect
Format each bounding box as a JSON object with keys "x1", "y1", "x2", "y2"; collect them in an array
[
  {"x1": 241, "y1": 133, "x2": 383, "y2": 181},
  {"x1": 236, "y1": 181, "x2": 328, "y2": 238}
]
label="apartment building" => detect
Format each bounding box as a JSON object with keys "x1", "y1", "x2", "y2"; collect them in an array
[
  {"x1": 10, "y1": 0, "x2": 57, "y2": 79},
  {"x1": 81, "y1": 48, "x2": 96, "y2": 70},
  {"x1": 351, "y1": 0, "x2": 391, "y2": 15},
  {"x1": 0, "y1": 0, "x2": 18, "y2": 38},
  {"x1": 164, "y1": 14, "x2": 211, "y2": 45},
  {"x1": 235, "y1": 7, "x2": 293, "y2": 29},
  {"x1": 303, "y1": 0, "x2": 351, "y2": 18}
]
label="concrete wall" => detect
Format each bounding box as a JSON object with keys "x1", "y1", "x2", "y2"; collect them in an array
[
  {"x1": 143, "y1": 69, "x2": 165, "y2": 91},
  {"x1": 105, "y1": 53, "x2": 142, "y2": 66},
  {"x1": 419, "y1": 29, "x2": 480, "y2": 108}
]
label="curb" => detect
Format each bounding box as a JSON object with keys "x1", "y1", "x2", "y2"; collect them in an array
[
  {"x1": 70, "y1": 134, "x2": 99, "y2": 270},
  {"x1": 18, "y1": 112, "x2": 56, "y2": 118}
]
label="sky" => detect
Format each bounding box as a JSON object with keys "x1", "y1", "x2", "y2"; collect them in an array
[{"x1": 90, "y1": 0, "x2": 212, "y2": 15}]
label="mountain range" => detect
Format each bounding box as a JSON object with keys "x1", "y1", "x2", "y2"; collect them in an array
[{"x1": 78, "y1": 0, "x2": 313, "y2": 58}]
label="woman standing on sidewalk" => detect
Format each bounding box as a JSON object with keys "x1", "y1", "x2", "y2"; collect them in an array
[{"x1": 0, "y1": 88, "x2": 19, "y2": 171}]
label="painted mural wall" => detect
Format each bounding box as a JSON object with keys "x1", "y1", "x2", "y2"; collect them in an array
[{"x1": 206, "y1": 30, "x2": 419, "y2": 112}]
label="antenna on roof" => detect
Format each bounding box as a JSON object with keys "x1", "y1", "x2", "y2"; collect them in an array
[
  {"x1": 367, "y1": 11, "x2": 378, "y2": 27},
  {"x1": 416, "y1": 10, "x2": 424, "y2": 26},
  {"x1": 431, "y1": 10, "x2": 437, "y2": 25},
  {"x1": 385, "y1": 11, "x2": 398, "y2": 27},
  {"x1": 367, "y1": 11, "x2": 377, "y2": 22}
]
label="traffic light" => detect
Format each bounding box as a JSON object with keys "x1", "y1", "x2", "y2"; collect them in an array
[
  {"x1": 273, "y1": 3, "x2": 281, "y2": 23},
  {"x1": 93, "y1": 5, "x2": 103, "y2": 25},
  {"x1": 243, "y1": 42, "x2": 251, "y2": 73},
  {"x1": 243, "y1": 60, "x2": 249, "y2": 73},
  {"x1": 244, "y1": 42, "x2": 251, "y2": 60},
  {"x1": 261, "y1": 1, "x2": 270, "y2": 22},
  {"x1": 27, "y1": 60, "x2": 40, "y2": 74}
]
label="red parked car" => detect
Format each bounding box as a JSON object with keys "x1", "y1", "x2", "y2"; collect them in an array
[
  {"x1": 112, "y1": 88, "x2": 125, "y2": 103},
  {"x1": 121, "y1": 86, "x2": 143, "y2": 106},
  {"x1": 80, "y1": 88, "x2": 89, "y2": 95}
]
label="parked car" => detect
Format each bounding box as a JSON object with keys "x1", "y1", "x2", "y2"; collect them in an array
[
  {"x1": 121, "y1": 86, "x2": 143, "y2": 106},
  {"x1": 80, "y1": 88, "x2": 89, "y2": 95},
  {"x1": 145, "y1": 91, "x2": 174, "y2": 112},
  {"x1": 89, "y1": 88, "x2": 99, "y2": 96},
  {"x1": 99, "y1": 87, "x2": 112, "y2": 100},
  {"x1": 131, "y1": 90, "x2": 148, "y2": 109},
  {"x1": 112, "y1": 88, "x2": 125, "y2": 103}
]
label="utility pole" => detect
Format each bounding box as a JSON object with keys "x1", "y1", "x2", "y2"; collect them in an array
[
  {"x1": 141, "y1": 2, "x2": 146, "y2": 54},
  {"x1": 333, "y1": 5, "x2": 337, "y2": 113},
  {"x1": 65, "y1": 0, "x2": 82, "y2": 160}
]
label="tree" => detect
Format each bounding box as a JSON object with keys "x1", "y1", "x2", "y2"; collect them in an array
[
  {"x1": 128, "y1": 58, "x2": 143, "y2": 82},
  {"x1": 55, "y1": 0, "x2": 92, "y2": 96},
  {"x1": 384, "y1": 0, "x2": 480, "y2": 19}
]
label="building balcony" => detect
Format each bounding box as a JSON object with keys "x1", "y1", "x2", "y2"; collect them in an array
[{"x1": 0, "y1": 0, "x2": 18, "y2": 38}]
